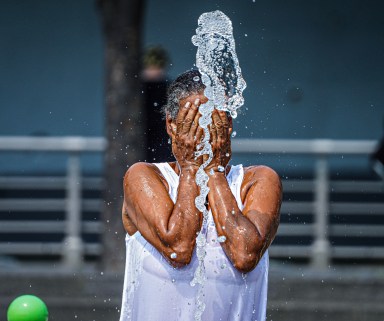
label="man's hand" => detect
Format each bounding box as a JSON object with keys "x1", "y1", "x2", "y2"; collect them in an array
[
  {"x1": 172, "y1": 99, "x2": 205, "y2": 170},
  {"x1": 171, "y1": 95, "x2": 232, "y2": 173},
  {"x1": 204, "y1": 109, "x2": 232, "y2": 173}
]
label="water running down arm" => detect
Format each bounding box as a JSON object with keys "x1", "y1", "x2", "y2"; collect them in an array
[
  {"x1": 205, "y1": 110, "x2": 282, "y2": 273},
  {"x1": 207, "y1": 166, "x2": 282, "y2": 273}
]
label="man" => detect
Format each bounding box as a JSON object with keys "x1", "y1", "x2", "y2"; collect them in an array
[
  {"x1": 141, "y1": 45, "x2": 174, "y2": 162},
  {"x1": 120, "y1": 70, "x2": 282, "y2": 321}
]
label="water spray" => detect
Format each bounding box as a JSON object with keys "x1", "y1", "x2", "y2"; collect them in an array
[{"x1": 190, "y1": 10, "x2": 246, "y2": 320}]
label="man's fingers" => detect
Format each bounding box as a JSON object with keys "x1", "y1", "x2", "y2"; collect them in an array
[
  {"x1": 176, "y1": 101, "x2": 191, "y2": 133},
  {"x1": 190, "y1": 109, "x2": 201, "y2": 138},
  {"x1": 210, "y1": 121, "x2": 217, "y2": 146},
  {"x1": 181, "y1": 99, "x2": 200, "y2": 134},
  {"x1": 218, "y1": 110, "x2": 230, "y2": 129},
  {"x1": 194, "y1": 127, "x2": 203, "y2": 146},
  {"x1": 212, "y1": 110, "x2": 225, "y2": 140},
  {"x1": 218, "y1": 110, "x2": 230, "y2": 139}
]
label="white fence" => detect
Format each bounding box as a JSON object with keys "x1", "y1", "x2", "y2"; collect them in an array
[{"x1": 0, "y1": 136, "x2": 383, "y2": 270}]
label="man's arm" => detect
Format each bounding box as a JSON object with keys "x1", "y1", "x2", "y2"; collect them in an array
[
  {"x1": 208, "y1": 166, "x2": 282, "y2": 272},
  {"x1": 123, "y1": 97, "x2": 205, "y2": 267},
  {"x1": 206, "y1": 109, "x2": 282, "y2": 273},
  {"x1": 123, "y1": 163, "x2": 202, "y2": 267},
  {"x1": 207, "y1": 165, "x2": 282, "y2": 273}
]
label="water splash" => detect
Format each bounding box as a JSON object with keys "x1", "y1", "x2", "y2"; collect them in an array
[
  {"x1": 192, "y1": 10, "x2": 246, "y2": 116},
  {"x1": 190, "y1": 10, "x2": 246, "y2": 321}
]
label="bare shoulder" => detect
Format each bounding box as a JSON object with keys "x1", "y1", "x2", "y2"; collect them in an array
[
  {"x1": 124, "y1": 162, "x2": 159, "y2": 177},
  {"x1": 123, "y1": 162, "x2": 168, "y2": 192},
  {"x1": 243, "y1": 165, "x2": 280, "y2": 183},
  {"x1": 124, "y1": 162, "x2": 157, "y2": 183},
  {"x1": 241, "y1": 165, "x2": 282, "y2": 201}
]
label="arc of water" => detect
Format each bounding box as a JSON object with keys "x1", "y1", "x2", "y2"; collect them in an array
[{"x1": 190, "y1": 10, "x2": 247, "y2": 321}]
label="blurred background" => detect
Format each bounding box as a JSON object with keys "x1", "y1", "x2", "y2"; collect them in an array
[{"x1": 0, "y1": 0, "x2": 383, "y2": 320}]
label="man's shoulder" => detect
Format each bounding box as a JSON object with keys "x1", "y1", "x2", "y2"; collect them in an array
[
  {"x1": 243, "y1": 164, "x2": 280, "y2": 180},
  {"x1": 125, "y1": 161, "x2": 157, "y2": 174},
  {"x1": 239, "y1": 165, "x2": 281, "y2": 202},
  {"x1": 124, "y1": 162, "x2": 163, "y2": 184}
]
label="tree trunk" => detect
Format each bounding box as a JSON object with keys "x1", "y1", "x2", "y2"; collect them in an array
[{"x1": 98, "y1": 0, "x2": 146, "y2": 273}]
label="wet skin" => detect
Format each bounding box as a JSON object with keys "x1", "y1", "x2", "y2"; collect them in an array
[{"x1": 122, "y1": 93, "x2": 282, "y2": 273}]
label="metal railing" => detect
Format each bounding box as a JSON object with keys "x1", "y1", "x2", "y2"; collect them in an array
[
  {"x1": 232, "y1": 138, "x2": 383, "y2": 268},
  {"x1": 0, "y1": 136, "x2": 382, "y2": 270},
  {"x1": 0, "y1": 136, "x2": 106, "y2": 270}
]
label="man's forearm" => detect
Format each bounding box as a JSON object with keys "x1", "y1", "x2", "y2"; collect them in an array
[
  {"x1": 164, "y1": 166, "x2": 202, "y2": 249},
  {"x1": 207, "y1": 171, "x2": 262, "y2": 271}
]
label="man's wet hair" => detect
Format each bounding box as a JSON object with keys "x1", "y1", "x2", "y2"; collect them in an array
[{"x1": 162, "y1": 69, "x2": 205, "y2": 120}]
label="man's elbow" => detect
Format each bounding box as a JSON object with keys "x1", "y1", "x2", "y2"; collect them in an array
[
  {"x1": 165, "y1": 241, "x2": 195, "y2": 267},
  {"x1": 232, "y1": 239, "x2": 268, "y2": 273},
  {"x1": 233, "y1": 252, "x2": 260, "y2": 273},
  {"x1": 168, "y1": 250, "x2": 193, "y2": 268}
]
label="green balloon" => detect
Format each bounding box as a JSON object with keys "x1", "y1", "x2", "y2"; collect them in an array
[{"x1": 7, "y1": 295, "x2": 48, "y2": 321}]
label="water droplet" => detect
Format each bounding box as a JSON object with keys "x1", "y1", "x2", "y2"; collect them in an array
[
  {"x1": 231, "y1": 131, "x2": 237, "y2": 138},
  {"x1": 217, "y1": 165, "x2": 225, "y2": 172},
  {"x1": 170, "y1": 252, "x2": 177, "y2": 259},
  {"x1": 217, "y1": 235, "x2": 227, "y2": 243},
  {"x1": 193, "y1": 76, "x2": 200, "y2": 81}
]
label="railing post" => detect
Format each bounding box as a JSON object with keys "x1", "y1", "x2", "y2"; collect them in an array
[
  {"x1": 63, "y1": 152, "x2": 84, "y2": 269},
  {"x1": 311, "y1": 155, "x2": 331, "y2": 268}
]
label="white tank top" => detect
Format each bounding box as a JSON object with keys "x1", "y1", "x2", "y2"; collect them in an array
[{"x1": 119, "y1": 163, "x2": 269, "y2": 321}]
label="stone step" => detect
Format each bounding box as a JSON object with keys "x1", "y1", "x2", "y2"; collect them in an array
[
  {"x1": 268, "y1": 300, "x2": 384, "y2": 321},
  {"x1": 1, "y1": 297, "x2": 121, "y2": 321},
  {"x1": 3, "y1": 275, "x2": 383, "y2": 303},
  {"x1": 2, "y1": 297, "x2": 383, "y2": 321},
  {"x1": 268, "y1": 276, "x2": 384, "y2": 302},
  {"x1": 1, "y1": 265, "x2": 384, "y2": 321},
  {"x1": 0, "y1": 271, "x2": 122, "y2": 298},
  {"x1": 268, "y1": 263, "x2": 384, "y2": 303}
]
